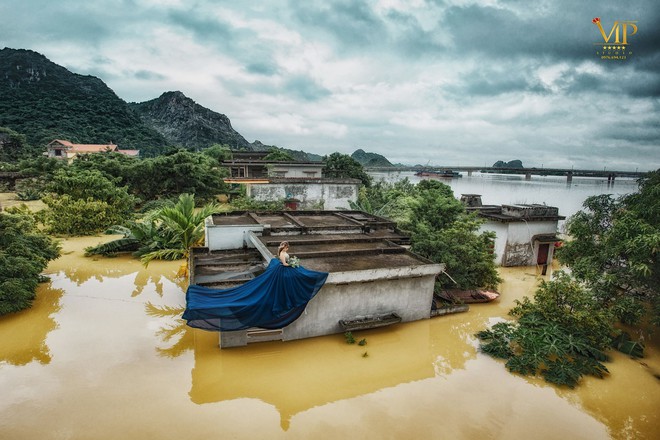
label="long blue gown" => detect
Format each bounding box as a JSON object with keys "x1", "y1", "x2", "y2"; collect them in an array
[{"x1": 182, "y1": 258, "x2": 328, "y2": 331}]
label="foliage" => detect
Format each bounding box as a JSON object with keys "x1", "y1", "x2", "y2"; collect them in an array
[
  {"x1": 354, "y1": 178, "x2": 500, "y2": 290},
  {"x1": 557, "y1": 170, "x2": 660, "y2": 326},
  {"x1": 322, "y1": 152, "x2": 372, "y2": 187},
  {"x1": 128, "y1": 150, "x2": 228, "y2": 202},
  {"x1": 202, "y1": 144, "x2": 233, "y2": 162},
  {"x1": 228, "y1": 194, "x2": 285, "y2": 211},
  {"x1": 477, "y1": 273, "x2": 613, "y2": 388},
  {"x1": 41, "y1": 168, "x2": 137, "y2": 235},
  {"x1": 412, "y1": 216, "x2": 501, "y2": 290},
  {"x1": 140, "y1": 193, "x2": 220, "y2": 265},
  {"x1": 15, "y1": 177, "x2": 46, "y2": 201},
  {"x1": 263, "y1": 147, "x2": 295, "y2": 162},
  {"x1": 0, "y1": 211, "x2": 61, "y2": 315},
  {"x1": 0, "y1": 126, "x2": 38, "y2": 162},
  {"x1": 395, "y1": 180, "x2": 500, "y2": 290},
  {"x1": 344, "y1": 332, "x2": 356, "y2": 344},
  {"x1": 17, "y1": 156, "x2": 66, "y2": 178},
  {"x1": 509, "y1": 271, "x2": 615, "y2": 350},
  {"x1": 85, "y1": 194, "x2": 220, "y2": 266}
]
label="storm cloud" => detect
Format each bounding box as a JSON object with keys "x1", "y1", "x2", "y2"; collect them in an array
[{"x1": 0, "y1": 0, "x2": 658, "y2": 170}]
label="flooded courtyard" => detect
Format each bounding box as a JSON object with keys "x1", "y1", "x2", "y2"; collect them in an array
[{"x1": 1, "y1": 236, "x2": 659, "y2": 439}]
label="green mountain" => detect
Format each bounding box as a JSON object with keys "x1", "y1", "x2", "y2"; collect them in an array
[
  {"x1": 128, "y1": 91, "x2": 253, "y2": 151},
  {"x1": 351, "y1": 149, "x2": 393, "y2": 167},
  {"x1": 0, "y1": 48, "x2": 168, "y2": 156},
  {"x1": 492, "y1": 160, "x2": 524, "y2": 168}
]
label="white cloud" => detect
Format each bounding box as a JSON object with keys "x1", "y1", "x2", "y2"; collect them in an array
[{"x1": 1, "y1": 0, "x2": 658, "y2": 170}]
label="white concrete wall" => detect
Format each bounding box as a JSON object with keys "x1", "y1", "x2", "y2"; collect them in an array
[
  {"x1": 248, "y1": 182, "x2": 359, "y2": 210},
  {"x1": 268, "y1": 164, "x2": 323, "y2": 178},
  {"x1": 282, "y1": 273, "x2": 438, "y2": 341},
  {"x1": 480, "y1": 220, "x2": 559, "y2": 266},
  {"x1": 205, "y1": 218, "x2": 265, "y2": 250},
  {"x1": 480, "y1": 221, "x2": 508, "y2": 265}
]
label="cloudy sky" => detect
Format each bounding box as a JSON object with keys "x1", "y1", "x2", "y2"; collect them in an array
[{"x1": 1, "y1": 0, "x2": 659, "y2": 170}]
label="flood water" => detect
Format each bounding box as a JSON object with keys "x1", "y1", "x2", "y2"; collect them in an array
[
  {"x1": 368, "y1": 171, "x2": 640, "y2": 225},
  {"x1": 1, "y1": 234, "x2": 659, "y2": 440}
]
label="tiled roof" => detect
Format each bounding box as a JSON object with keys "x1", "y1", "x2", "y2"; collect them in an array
[{"x1": 49, "y1": 139, "x2": 118, "y2": 152}]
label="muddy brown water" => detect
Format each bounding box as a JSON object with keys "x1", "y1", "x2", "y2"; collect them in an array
[{"x1": 1, "y1": 236, "x2": 658, "y2": 439}]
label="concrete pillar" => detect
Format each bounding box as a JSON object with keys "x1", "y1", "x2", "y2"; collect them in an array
[
  {"x1": 566, "y1": 171, "x2": 573, "y2": 183},
  {"x1": 467, "y1": 170, "x2": 473, "y2": 177},
  {"x1": 525, "y1": 172, "x2": 531, "y2": 180}
]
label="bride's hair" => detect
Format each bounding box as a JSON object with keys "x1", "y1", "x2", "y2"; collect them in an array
[{"x1": 278, "y1": 241, "x2": 289, "y2": 256}]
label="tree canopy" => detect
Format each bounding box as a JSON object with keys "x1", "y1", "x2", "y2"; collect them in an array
[
  {"x1": 558, "y1": 170, "x2": 660, "y2": 326},
  {"x1": 322, "y1": 152, "x2": 372, "y2": 187},
  {"x1": 355, "y1": 178, "x2": 500, "y2": 290},
  {"x1": 0, "y1": 209, "x2": 61, "y2": 315}
]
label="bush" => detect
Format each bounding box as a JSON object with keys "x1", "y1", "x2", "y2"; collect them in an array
[{"x1": 0, "y1": 211, "x2": 60, "y2": 315}]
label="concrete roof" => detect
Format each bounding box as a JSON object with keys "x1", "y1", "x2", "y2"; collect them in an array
[{"x1": 192, "y1": 210, "x2": 438, "y2": 288}]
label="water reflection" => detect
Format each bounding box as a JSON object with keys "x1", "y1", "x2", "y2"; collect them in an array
[
  {"x1": 0, "y1": 282, "x2": 64, "y2": 365},
  {"x1": 1, "y1": 237, "x2": 658, "y2": 439},
  {"x1": 146, "y1": 304, "x2": 193, "y2": 358},
  {"x1": 188, "y1": 322, "x2": 438, "y2": 430}
]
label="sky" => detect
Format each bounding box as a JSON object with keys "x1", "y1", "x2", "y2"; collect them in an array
[{"x1": 1, "y1": 0, "x2": 659, "y2": 171}]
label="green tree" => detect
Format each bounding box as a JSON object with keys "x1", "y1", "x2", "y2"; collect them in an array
[
  {"x1": 0, "y1": 210, "x2": 61, "y2": 315},
  {"x1": 128, "y1": 150, "x2": 228, "y2": 202},
  {"x1": 322, "y1": 152, "x2": 372, "y2": 187},
  {"x1": 263, "y1": 147, "x2": 295, "y2": 162},
  {"x1": 477, "y1": 272, "x2": 613, "y2": 388},
  {"x1": 356, "y1": 178, "x2": 500, "y2": 290},
  {"x1": 41, "y1": 168, "x2": 137, "y2": 235},
  {"x1": 202, "y1": 144, "x2": 233, "y2": 163},
  {"x1": 86, "y1": 194, "x2": 220, "y2": 269},
  {"x1": 558, "y1": 170, "x2": 660, "y2": 326},
  {"x1": 0, "y1": 127, "x2": 38, "y2": 162}
]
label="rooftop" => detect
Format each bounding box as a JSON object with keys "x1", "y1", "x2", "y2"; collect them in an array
[{"x1": 191, "y1": 210, "x2": 434, "y2": 289}]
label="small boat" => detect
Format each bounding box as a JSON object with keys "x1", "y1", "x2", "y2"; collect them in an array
[
  {"x1": 437, "y1": 289, "x2": 500, "y2": 304},
  {"x1": 339, "y1": 312, "x2": 402, "y2": 331},
  {"x1": 414, "y1": 170, "x2": 462, "y2": 178}
]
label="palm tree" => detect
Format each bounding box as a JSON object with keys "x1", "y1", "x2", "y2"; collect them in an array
[
  {"x1": 140, "y1": 193, "x2": 218, "y2": 267},
  {"x1": 85, "y1": 194, "x2": 220, "y2": 276}
]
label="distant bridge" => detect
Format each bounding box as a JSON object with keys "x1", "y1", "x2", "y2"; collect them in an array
[{"x1": 365, "y1": 166, "x2": 648, "y2": 183}]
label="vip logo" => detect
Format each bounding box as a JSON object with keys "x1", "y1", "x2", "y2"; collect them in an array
[{"x1": 592, "y1": 17, "x2": 638, "y2": 45}]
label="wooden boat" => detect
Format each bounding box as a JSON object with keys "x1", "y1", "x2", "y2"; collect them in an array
[
  {"x1": 414, "y1": 170, "x2": 462, "y2": 178},
  {"x1": 339, "y1": 312, "x2": 402, "y2": 331},
  {"x1": 437, "y1": 289, "x2": 500, "y2": 304}
]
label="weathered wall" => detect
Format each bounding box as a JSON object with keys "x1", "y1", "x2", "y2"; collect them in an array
[
  {"x1": 205, "y1": 219, "x2": 264, "y2": 250},
  {"x1": 481, "y1": 220, "x2": 559, "y2": 266},
  {"x1": 508, "y1": 221, "x2": 559, "y2": 266},
  {"x1": 282, "y1": 273, "x2": 437, "y2": 342},
  {"x1": 219, "y1": 242, "x2": 443, "y2": 348},
  {"x1": 248, "y1": 182, "x2": 359, "y2": 210},
  {"x1": 267, "y1": 164, "x2": 323, "y2": 178},
  {"x1": 479, "y1": 222, "x2": 508, "y2": 265}
]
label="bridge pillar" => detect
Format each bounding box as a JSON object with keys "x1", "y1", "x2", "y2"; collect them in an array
[
  {"x1": 566, "y1": 171, "x2": 573, "y2": 183},
  {"x1": 467, "y1": 170, "x2": 473, "y2": 177},
  {"x1": 525, "y1": 172, "x2": 531, "y2": 180}
]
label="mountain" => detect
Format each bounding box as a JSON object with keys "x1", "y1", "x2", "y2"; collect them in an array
[
  {"x1": 128, "y1": 91, "x2": 253, "y2": 151},
  {"x1": 0, "y1": 48, "x2": 168, "y2": 156},
  {"x1": 351, "y1": 149, "x2": 393, "y2": 167},
  {"x1": 492, "y1": 160, "x2": 524, "y2": 168}
]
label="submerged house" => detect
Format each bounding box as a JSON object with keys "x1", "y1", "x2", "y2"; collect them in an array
[
  {"x1": 461, "y1": 194, "x2": 565, "y2": 272},
  {"x1": 187, "y1": 210, "x2": 444, "y2": 348},
  {"x1": 222, "y1": 154, "x2": 359, "y2": 210}
]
